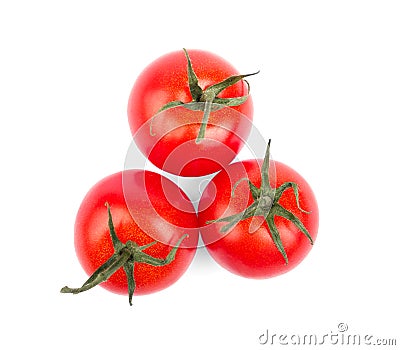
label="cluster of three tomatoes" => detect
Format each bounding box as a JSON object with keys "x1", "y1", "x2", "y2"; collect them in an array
[{"x1": 61, "y1": 49, "x2": 318, "y2": 305}]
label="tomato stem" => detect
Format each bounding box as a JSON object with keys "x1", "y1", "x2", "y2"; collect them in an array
[
  {"x1": 195, "y1": 100, "x2": 212, "y2": 143},
  {"x1": 206, "y1": 140, "x2": 313, "y2": 265},
  {"x1": 155, "y1": 49, "x2": 259, "y2": 143},
  {"x1": 61, "y1": 203, "x2": 188, "y2": 306}
]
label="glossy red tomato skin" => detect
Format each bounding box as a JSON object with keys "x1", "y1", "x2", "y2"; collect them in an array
[
  {"x1": 127, "y1": 49, "x2": 254, "y2": 177},
  {"x1": 198, "y1": 159, "x2": 319, "y2": 279},
  {"x1": 74, "y1": 170, "x2": 199, "y2": 296}
]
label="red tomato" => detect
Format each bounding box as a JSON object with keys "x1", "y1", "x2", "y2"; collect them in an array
[
  {"x1": 127, "y1": 49, "x2": 255, "y2": 177},
  {"x1": 198, "y1": 145, "x2": 318, "y2": 279},
  {"x1": 73, "y1": 170, "x2": 199, "y2": 297}
]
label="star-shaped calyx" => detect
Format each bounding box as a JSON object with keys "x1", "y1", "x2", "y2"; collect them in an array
[
  {"x1": 155, "y1": 48, "x2": 259, "y2": 143},
  {"x1": 61, "y1": 203, "x2": 188, "y2": 305},
  {"x1": 207, "y1": 140, "x2": 314, "y2": 264}
]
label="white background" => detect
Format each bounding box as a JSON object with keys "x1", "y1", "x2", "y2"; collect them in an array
[{"x1": 1, "y1": 1, "x2": 399, "y2": 349}]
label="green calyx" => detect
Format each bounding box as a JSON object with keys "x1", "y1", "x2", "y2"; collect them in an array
[
  {"x1": 61, "y1": 202, "x2": 188, "y2": 306},
  {"x1": 157, "y1": 48, "x2": 259, "y2": 144},
  {"x1": 206, "y1": 140, "x2": 313, "y2": 264}
]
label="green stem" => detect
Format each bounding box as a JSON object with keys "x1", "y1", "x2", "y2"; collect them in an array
[
  {"x1": 196, "y1": 100, "x2": 213, "y2": 143},
  {"x1": 206, "y1": 139, "x2": 313, "y2": 265},
  {"x1": 156, "y1": 49, "x2": 259, "y2": 143},
  {"x1": 60, "y1": 248, "x2": 132, "y2": 295},
  {"x1": 61, "y1": 204, "x2": 188, "y2": 305}
]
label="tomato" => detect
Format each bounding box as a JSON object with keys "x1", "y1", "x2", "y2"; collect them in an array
[
  {"x1": 198, "y1": 141, "x2": 319, "y2": 279},
  {"x1": 127, "y1": 49, "x2": 256, "y2": 177},
  {"x1": 63, "y1": 170, "x2": 199, "y2": 304}
]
